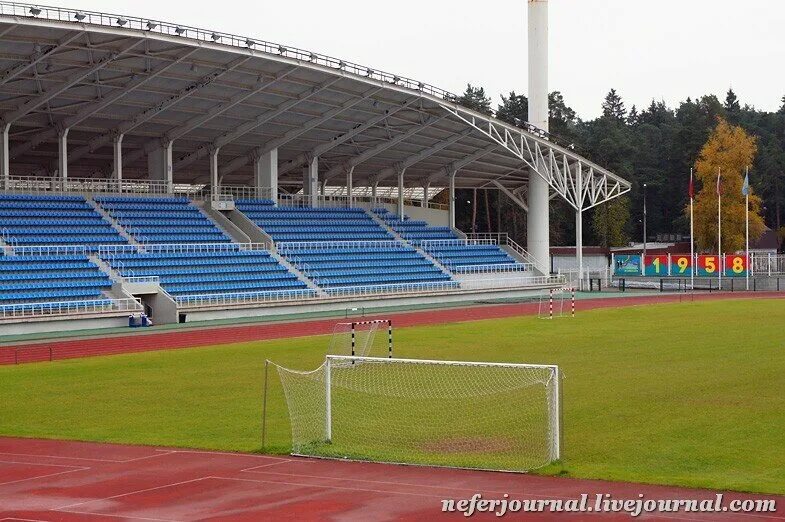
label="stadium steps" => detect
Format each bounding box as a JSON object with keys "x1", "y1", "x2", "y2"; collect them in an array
[
  {"x1": 87, "y1": 197, "x2": 139, "y2": 246},
  {"x1": 268, "y1": 250, "x2": 326, "y2": 296},
  {"x1": 365, "y1": 208, "x2": 453, "y2": 276},
  {"x1": 193, "y1": 201, "x2": 250, "y2": 244}
]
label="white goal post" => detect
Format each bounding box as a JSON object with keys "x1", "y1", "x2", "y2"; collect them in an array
[
  {"x1": 327, "y1": 319, "x2": 393, "y2": 358},
  {"x1": 271, "y1": 355, "x2": 561, "y2": 472}
]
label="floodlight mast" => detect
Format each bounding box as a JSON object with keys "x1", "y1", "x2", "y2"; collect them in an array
[{"x1": 527, "y1": 0, "x2": 550, "y2": 277}]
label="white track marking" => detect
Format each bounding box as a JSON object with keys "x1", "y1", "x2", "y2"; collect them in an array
[
  {"x1": 0, "y1": 450, "x2": 175, "y2": 464},
  {"x1": 0, "y1": 459, "x2": 89, "y2": 487},
  {"x1": 52, "y1": 476, "x2": 213, "y2": 511}
]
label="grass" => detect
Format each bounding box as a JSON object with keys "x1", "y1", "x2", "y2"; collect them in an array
[{"x1": 0, "y1": 298, "x2": 784, "y2": 493}]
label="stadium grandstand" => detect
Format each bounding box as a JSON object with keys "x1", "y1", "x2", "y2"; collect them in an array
[{"x1": 0, "y1": 2, "x2": 631, "y2": 335}]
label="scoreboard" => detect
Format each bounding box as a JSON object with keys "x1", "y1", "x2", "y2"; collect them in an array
[{"x1": 614, "y1": 253, "x2": 748, "y2": 277}]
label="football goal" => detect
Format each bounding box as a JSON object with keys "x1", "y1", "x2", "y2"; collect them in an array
[
  {"x1": 269, "y1": 356, "x2": 561, "y2": 472},
  {"x1": 327, "y1": 319, "x2": 392, "y2": 358}
]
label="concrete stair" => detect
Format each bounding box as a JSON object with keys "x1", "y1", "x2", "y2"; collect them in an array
[
  {"x1": 87, "y1": 197, "x2": 139, "y2": 247},
  {"x1": 269, "y1": 250, "x2": 325, "y2": 296}
]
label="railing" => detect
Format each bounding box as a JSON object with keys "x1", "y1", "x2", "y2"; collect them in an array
[
  {"x1": 175, "y1": 288, "x2": 317, "y2": 309},
  {"x1": 98, "y1": 242, "x2": 271, "y2": 257},
  {"x1": 123, "y1": 275, "x2": 160, "y2": 284},
  {"x1": 751, "y1": 253, "x2": 785, "y2": 276},
  {"x1": 449, "y1": 263, "x2": 535, "y2": 274},
  {"x1": 277, "y1": 240, "x2": 400, "y2": 251},
  {"x1": 0, "y1": 175, "x2": 207, "y2": 197},
  {"x1": 0, "y1": 297, "x2": 142, "y2": 319},
  {"x1": 218, "y1": 185, "x2": 273, "y2": 202},
  {"x1": 420, "y1": 238, "x2": 498, "y2": 247},
  {"x1": 464, "y1": 232, "x2": 546, "y2": 274},
  {"x1": 10, "y1": 244, "x2": 88, "y2": 256}
]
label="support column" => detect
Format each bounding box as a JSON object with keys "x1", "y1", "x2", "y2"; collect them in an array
[
  {"x1": 112, "y1": 134, "x2": 124, "y2": 186},
  {"x1": 449, "y1": 170, "x2": 456, "y2": 229},
  {"x1": 397, "y1": 168, "x2": 406, "y2": 219},
  {"x1": 209, "y1": 146, "x2": 220, "y2": 190},
  {"x1": 527, "y1": 0, "x2": 550, "y2": 272},
  {"x1": 371, "y1": 180, "x2": 378, "y2": 205},
  {"x1": 148, "y1": 141, "x2": 174, "y2": 193},
  {"x1": 0, "y1": 123, "x2": 9, "y2": 187},
  {"x1": 346, "y1": 166, "x2": 354, "y2": 207},
  {"x1": 421, "y1": 181, "x2": 430, "y2": 208},
  {"x1": 253, "y1": 148, "x2": 278, "y2": 203},
  {"x1": 57, "y1": 128, "x2": 69, "y2": 182},
  {"x1": 302, "y1": 156, "x2": 319, "y2": 207}
]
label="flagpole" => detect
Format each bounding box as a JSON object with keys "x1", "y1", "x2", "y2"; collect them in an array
[
  {"x1": 745, "y1": 166, "x2": 750, "y2": 291},
  {"x1": 717, "y1": 167, "x2": 722, "y2": 290},
  {"x1": 690, "y1": 168, "x2": 695, "y2": 291}
]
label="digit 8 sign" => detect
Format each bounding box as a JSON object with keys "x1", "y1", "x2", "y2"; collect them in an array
[{"x1": 724, "y1": 255, "x2": 747, "y2": 277}]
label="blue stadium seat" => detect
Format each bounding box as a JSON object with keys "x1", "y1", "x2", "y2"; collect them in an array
[
  {"x1": 372, "y1": 208, "x2": 525, "y2": 271},
  {"x1": 0, "y1": 254, "x2": 113, "y2": 307},
  {"x1": 101, "y1": 249, "x2": 309, "y2": 298},
  {"x1": 0, "y1": 194, "x2": 128, "y2": 249},
  {"x1": 94, "y1": 196, "x2": 231, "y2": 244}
]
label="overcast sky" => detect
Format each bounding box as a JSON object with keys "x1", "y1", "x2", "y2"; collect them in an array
[{"x1": 46, "y1": 0, "x2": 785, "y2": 119}]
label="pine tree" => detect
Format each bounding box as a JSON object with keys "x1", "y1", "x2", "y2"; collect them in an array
[
  {"x1": 456, "y1": 84, "x2": 492, "y2": 115},
  {"x1": 601, "y1": 89, "x2": 626, "y2": 122}
]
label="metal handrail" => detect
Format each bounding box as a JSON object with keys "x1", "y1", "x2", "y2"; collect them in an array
[
  {"x1": 0, "y1": 175, "x2": 206, "y2": 197},
  {"x1": 0, "y1": 297, "x2": 142, "y2": 319}
]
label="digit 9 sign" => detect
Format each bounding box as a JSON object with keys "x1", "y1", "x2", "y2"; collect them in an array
[
  {"x1": 724, "y1": 255, "x2": 748, "y2": 277},
  {"x1": 643, "y1": 255, "x2": 668, "y2": 276},
  {"x1": 696, "y1": 255, "x2": 721, "y2": 276},
  {"x1": 669, "y1": 254, "x2": 692, "y2": 276}
]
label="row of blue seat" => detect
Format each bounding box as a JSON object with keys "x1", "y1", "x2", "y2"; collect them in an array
[
  {"x1": 165, "y1": 280, "x2": 306, "y2": 295},
  {"x1": 0, "y1": 288, "x2": 104, "y2": 302},
  {"x1": 0, "y1": 279, "x2": 111, "y2": 291}
]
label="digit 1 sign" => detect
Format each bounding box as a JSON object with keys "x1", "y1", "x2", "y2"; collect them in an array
[
  {"x1": 697, "y1": 255, "x2": 719, "y2": 277},
  {"x1": 670, "y1": 254, "x2": 692, "y2": 276},
  {"x1": 644, "y1": 255, "x2": 668, "y2": 276},
  {"x1": 724, "y1": 254, "x2": 747, "y2": 277}
]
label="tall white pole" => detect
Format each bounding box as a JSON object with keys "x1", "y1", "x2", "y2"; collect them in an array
[
  {"x1": 527, "y1": 0, "x2": 550, "y2": 273},
  {"x1": 717, "y1": 167, "x2": 722, "y2": 290},
  {"x1": 690, "y1": 168, "x2": 694, "y2": 291},
  {"x1": 745, "y1": 165, "x2": 750, "y2": 291}
]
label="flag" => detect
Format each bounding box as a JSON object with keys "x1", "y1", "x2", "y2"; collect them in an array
[
  {"x1": 716, "y1": 169, "x2": 722, "y2": 196},
  {"x1": 688, "y1": 169, "x2": 694, "y2": 199},
  {"x1": 742, "y1": 170, "x2": 750, "y2": 196}
]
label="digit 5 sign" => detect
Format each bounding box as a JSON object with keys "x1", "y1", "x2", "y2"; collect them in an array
[{"x1": 696, "y1": 255, "x2": 720, "y2": 276}]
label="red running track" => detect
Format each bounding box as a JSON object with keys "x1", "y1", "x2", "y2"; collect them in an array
[
  {"x1": 0, "y1": 437, "x2": 782, "y2": 521},
  {"x1": 2, "y1": 291, "x2": 784, "y2": 365}
]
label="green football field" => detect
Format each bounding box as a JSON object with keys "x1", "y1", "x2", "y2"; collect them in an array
[{"x1": 0, "y1": 298, "x2": 783, "y2": 494}]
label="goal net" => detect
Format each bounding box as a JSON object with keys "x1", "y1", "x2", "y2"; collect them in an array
[
  {"x1": 327, "y1": 320, "x2": 392, "y2": 358},
  {"x1": 537, "y1": 288, "x2": 570, "y2": 319},
  {"x1": 274, "y1": 356, "x2": 560, "y2": 472}
]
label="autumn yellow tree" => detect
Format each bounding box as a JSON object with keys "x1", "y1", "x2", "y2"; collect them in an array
[{"x1": 690, "y1": 118, "x2": 765, "y2": 252}]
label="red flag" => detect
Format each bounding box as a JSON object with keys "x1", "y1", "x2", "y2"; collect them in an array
[{"x1": 688, "y1": 169, "x2": 694, "y2": 199}]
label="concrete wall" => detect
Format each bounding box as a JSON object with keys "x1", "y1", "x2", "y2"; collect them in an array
[
  {"x1": 552, "y1": 254, "x2": 609, "y2": 273},
  {"x1": 144, "y1": 292, "x2": 179, "y2": 325},
  {"x1": 357, "y1": 201, "x2": 449, "y2": 227},
  {"x1": 0, "y1": 315, "x2": 130, "y2": 336}
]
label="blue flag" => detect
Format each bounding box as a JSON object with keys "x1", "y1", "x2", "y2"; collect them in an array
[{"x1": 742, "y1": 171, "x2": 750, "y2": 196}]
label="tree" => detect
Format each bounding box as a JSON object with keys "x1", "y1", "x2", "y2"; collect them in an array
[
  {"x1": 690, "y1": 118, "x2": 765, "y2": 252},
  {"x1": 591, "y1": 196, "x2": 631, "y2": 248},
  {"x1": 496, "y1": 91, "x2": 528, "y2": 127},
  {"x1": 724, "y1": 88, "x2": 741, "y2": 123},
  {"x1": 601, "y1": 89, "x2": 626, "y2": 122},
  {"x1": 456, "y1": 84, "x2": 492, "y2": 115}
]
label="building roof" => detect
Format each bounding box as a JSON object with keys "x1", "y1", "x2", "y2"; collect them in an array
[{"x1": 0, "y1": 2, "x2": 630, "y2": 210}]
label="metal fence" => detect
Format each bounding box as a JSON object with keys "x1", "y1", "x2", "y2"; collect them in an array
[{"x1": 0, "y1": 297, "x2": 142, "y2": 319}]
